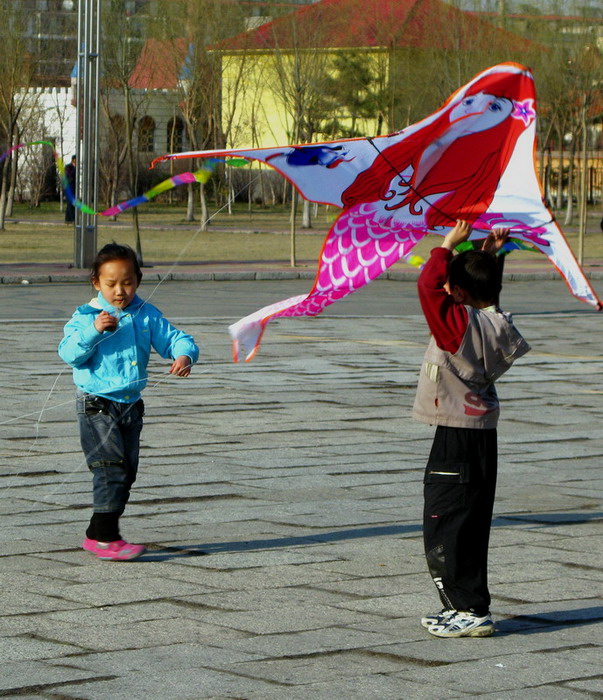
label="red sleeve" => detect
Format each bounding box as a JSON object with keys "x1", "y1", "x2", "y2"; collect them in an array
[{"x1": 417, "y1": 247, "x2": 468, "y2": 354}]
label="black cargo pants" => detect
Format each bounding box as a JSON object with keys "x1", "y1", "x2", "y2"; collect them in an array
[{"x1": 423, "y1": 425, "x2": 497, "y2": 616}]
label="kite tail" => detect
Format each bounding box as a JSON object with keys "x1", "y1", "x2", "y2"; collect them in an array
[
  {"x1": 229, "y1": 203, "x2": 427, "y2": 361},
  {"x1": 0, "y1": 142, "x2": 249, "y2": 218}
]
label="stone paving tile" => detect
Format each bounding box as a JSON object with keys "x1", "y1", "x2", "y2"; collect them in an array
[
  {"x1": 2, "y1": 589, "x2": 86, "y2": 616},
  {"x1": 218, "y1": 649, "x2": 421, "y2": 686},
  {"x1": 240, "y1": 675, "x2": 468, "y2": 699},
  {"x1": 0, "y1": 659, "x2": 106, "y2": 694},
  {"x1": 566, "y1": 678, "x2": 603, "y2": 694},
  {"x1": 54, "y1": 576, "x2": 213, "y2": 606},
  {"x1": 1, "y1": 289, "x2": 602, "y2": 697},
  {"x1": 310, "y1": 573, "x2": 426, "y2": 599},
  {"x1": 224, "y1": 626, "x2": 402, "y2": 658},
  {"x1": 0, "y1": 634, "x2": 85, "y2": 662},
  {"x1": 52, "y1": 642, "x2": 264, "y2": 673},
  {"x1": 494, "y1": 577, "x2": 603, "y2": 603},
  {"x1": 185, "y1": 603, "x2": 381, "y2": 635},
  {"x1": 156, "y1": 561, "x2": 359, "y2": 590},
  {"x1": 480, "y1": 688, "x2": 598, "y2": 699},
  {"x1": 365, "y1": 625, "x2": 603, "y2": 663},
  {"x1": 187, "y1": 584, "x2": 353, "y2": 611},
  {"x1": 391, "y1": 651, "x2": 601, "y2": 694},
  {"x1": 0, "y1": 608, "x2": 248, "y2": 649},
  {"x1": 50, "y1": 665, "x2": 286, "y2": 700}
]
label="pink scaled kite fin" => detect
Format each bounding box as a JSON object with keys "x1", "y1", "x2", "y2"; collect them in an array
[{"x1": 229, "y1": 204, "x2": 427, "y2": 361}]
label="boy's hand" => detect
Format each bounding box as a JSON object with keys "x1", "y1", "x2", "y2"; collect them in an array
[
  {"x1": 169, "y1": 355, "x2": 192, "y2": 377},
  {"x1": 94, "y1": 311, "x2": 118, "y2": 333},
  {"x1": 442, "y1": 220, "x2": 472, "y2": 251},
  {"x1": 482, "y1": 227, "x2": 510, "y2": 255}
]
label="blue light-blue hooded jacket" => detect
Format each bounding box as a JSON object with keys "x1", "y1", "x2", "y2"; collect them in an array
[{"x1": 58, "y1": 292, "x2": 199, "y2": 403}]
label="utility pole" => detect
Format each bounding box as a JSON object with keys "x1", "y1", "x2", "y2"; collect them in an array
[{"x1": 74, "y1": 0, "x2": 101, "y2": 269}]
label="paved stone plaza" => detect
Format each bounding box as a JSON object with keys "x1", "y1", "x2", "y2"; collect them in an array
[{"x1": 1, "y1": 278, "x2": 602, "y2": 699}]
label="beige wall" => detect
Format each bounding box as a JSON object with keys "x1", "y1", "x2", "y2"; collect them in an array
[{"x1": 220, "y1": 50, "x2": 383, "y2": 150}]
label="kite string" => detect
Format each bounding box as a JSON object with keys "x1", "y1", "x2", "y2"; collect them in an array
[
  {"x1": 366, "y1": 137, "x2": 458, "y2": 229},
  {"x1": 1, "y1": 367, "x2": 210, "y2": 503},
  {"x1": 1, "y1": 170, "x2": 260, "y2": 502},
  {"x1": 2, "y1": 169, "x2": 259, "y2": 421},
  {"x1": 38, "y1": 367, "x2": 210, "y2": 504}
]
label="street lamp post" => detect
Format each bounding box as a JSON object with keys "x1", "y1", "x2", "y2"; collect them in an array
[{"x1": 74, "y1": 0, "x2": 101, "y2": 269}]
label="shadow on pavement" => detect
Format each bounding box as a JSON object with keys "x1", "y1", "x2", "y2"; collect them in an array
[
  {"x1": 138, "y1": 511, "x2": 602, "y2": 562},
  {"x1": 496, "y1": 606, "x2": 603, "y2": 635}
]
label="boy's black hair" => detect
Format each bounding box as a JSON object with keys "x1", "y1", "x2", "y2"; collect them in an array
[
  {"x1": 448, "y1": 250, "x2": 501, "y2": 304},
  {"x1": 91, "y1": 243, "x2": 142, "y2": 283}
]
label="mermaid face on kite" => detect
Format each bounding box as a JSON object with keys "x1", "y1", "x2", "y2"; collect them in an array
[
  {"x1": 341, "y1": 74, "x2": 532, "y2": 232},
  {"x1": 448, "y1": 93, "x2": 513, "y2": 134}
]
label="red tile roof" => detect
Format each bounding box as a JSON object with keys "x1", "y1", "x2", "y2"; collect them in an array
[
  {"x1": 130, "y1": 0, "x2": 531, "y2": 89},
  {"x1": 130, "y1": 38, "x2": 188, "y2": 90},
  {"x1": 219, "y1": 0, "x2": 529, "y2": 51}
]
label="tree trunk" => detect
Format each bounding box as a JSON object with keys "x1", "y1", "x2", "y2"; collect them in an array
[
  {"x1": 199, "y1": 181, "x2": 208, "y2": 231},
  {"x1": 564, "y1": 137, "x2": 576, "y2": 226},
  {"x1": 186, "y1": 182, "x2": 195, "y2": 221},
  {"x1": 290, "y1": 185, "x2": 297, "y2": 267},
  {"x1": 124, "y1": 87, "x2": 143, "y2": 264},
  {"x1": 556, "y1": 125, "x2": 564, "y2": 210},
  {"x1": 259, "y1": 163, "x2": 266, "y2": 206},
  {"x1": 282, "y1": 176, "x2": 288, "y2": 207},
  {"x1": 0, "y1": 155, "x2": 10, "y2": 231},
  {"x1": 6, "y1": 147, "x2": 18, "y2": 216},
  {"x1": 227, "y1": 167, "x2": 233, "y2": 215},
  {"x1": 268, "y1": 175, "x2": 276, "y2": 206},
  {"x1": 578, "y1": 103, "x2": 588, "y2": 265},
  {"x1": 302, "y1": 198, "x2": 312, "y2": 229}
]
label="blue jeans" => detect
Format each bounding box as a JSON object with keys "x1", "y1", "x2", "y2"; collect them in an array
[{"x1": 76, "y1": 391, "x2": 144, "y2": 515}]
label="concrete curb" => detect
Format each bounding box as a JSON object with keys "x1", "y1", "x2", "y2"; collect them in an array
[{"x1": 2, "y1": 269, "x2": 603, "y2": 284}]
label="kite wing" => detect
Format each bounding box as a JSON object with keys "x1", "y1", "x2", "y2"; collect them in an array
[
  {"x1": 155, "y1": 62, "x2": 601, "y2": 361},
  {"x1": 152, "y1": 137, "x2": 401, "y2": 208}
]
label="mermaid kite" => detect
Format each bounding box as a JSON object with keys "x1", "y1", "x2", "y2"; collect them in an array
[{"x1": 154, "y1": 62, "x2": 599, "y2": 360}]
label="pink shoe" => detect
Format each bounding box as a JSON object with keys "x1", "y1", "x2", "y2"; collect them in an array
[{"x1": 82, "y1": 537, "x2": 145, "y2": 561}]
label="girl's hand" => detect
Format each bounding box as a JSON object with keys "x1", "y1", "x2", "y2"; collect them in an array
[
  {"x1": 169, "y1": 356, "x2": 192, "y2": 377},
  {"x1": 94, "y1": 311, "x2": 118, "y2": 333},
  {"x1": 442, "y1": 220, "x2": 472, "y2": 251}
]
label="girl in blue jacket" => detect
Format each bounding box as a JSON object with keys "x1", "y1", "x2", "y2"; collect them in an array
[{"x1": 59, "y1": 243, "x2": 199, "y2": 560}]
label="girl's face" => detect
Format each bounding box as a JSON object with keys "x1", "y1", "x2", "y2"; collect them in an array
[
  {"x1": 448, "y1": 92, "x2": 513, "y2": 134},
  {"x1": 93, "y1": 258, "x2": 139, "y2": 309}
]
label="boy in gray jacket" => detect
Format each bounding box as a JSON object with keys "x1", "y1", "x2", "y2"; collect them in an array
[{"x1": 413, "y1": 220, "x2": 530, "y2": 637}]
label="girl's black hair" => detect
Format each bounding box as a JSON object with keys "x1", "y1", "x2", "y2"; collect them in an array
[
  {"x1": 448, "y1": 250, "x2": 501, "y2": 304},
  {"x1": 91, "y1": 243, "x2": 142, "y2": 283}
]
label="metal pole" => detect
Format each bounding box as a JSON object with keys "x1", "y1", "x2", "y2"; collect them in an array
[{"x1": 74, "y1": 0, "x2": 100, "y2": 269}]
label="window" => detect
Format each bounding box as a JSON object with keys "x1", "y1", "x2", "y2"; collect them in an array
[
  {"x1": 167, "y1": 117, "x2": 184, "y2": 152},
  {"x1": 137, "y1": 116, "x2": 155, "y2": 152}
]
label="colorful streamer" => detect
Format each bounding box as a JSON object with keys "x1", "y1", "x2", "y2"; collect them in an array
[{"x1": 0, "y1": 141, "x2": 248, "y2": 218}]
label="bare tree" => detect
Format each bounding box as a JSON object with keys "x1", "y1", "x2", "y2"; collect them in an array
[
  {"x1": 151, "y1": 0, "x2": 250, "y2": 227},
  {"x1": 101, "y1": 1, "x2": 151, "y2": 262},
  {"x1": 0, "y1": 1, "x2": 41, "y2": 229}
]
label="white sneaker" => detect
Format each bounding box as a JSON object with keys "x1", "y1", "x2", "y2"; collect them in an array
[
  {"x1": 420, "y1": 609, "x2": 456, "y2": 629},
  {"x1": 427, "y1": 611, "x2": 494, "y2": 638}
]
